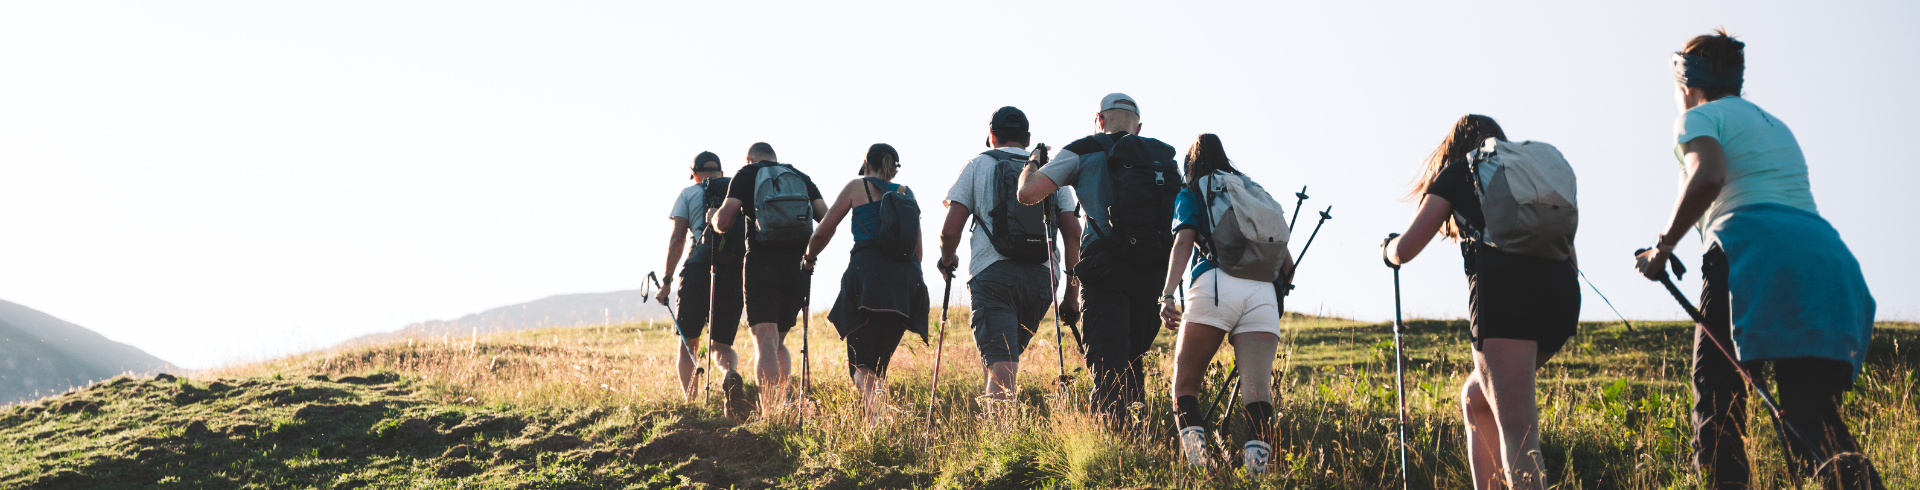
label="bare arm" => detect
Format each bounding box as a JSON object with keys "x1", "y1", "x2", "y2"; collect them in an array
[
  {"x1": 1158, "y1": 229, "x2": 1198, "y2": 329},
  {"x1": 1059, "y1": 211, "x2": 1081, "y2": 273},
  {"x1": 1386, "y1": 194, "x2": 1454, "y2": 266},
  {"x1": 712, "y1": 198, "x2": 743, "y2": 234},
  {"x1": 1016, "y1": 144, "x2": 1060, "y2": 205},
  {"x1": 1636, "y1": 136, "x2": 1727, "y2": 279},
  {"x1": 1017, "y1": 171, "x2": 1061, "y2": 206},
  {"x1": 812, "y1": 198, "x2": 829, "y2": 222},
  {"x1": 936, "y1": 202, "x2": 969, "y2": 280},
  {"x1": 805, "y1": 181, "x2": 860, "y2": 265},
  {"x1": 658, "y1": 217, "x2": 690, "y2": 305}
]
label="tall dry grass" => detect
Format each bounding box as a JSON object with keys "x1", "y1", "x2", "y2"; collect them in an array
[{"x1": 207, "y1": 312, "x2": 1920, "y2": 489}]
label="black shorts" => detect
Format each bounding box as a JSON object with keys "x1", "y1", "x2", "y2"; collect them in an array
[
  {"x1": 675, "y1": 252, "x2": 744, "y2": 345},
  {"x1": 846, "y1": 315, "x2": 908, "y2": 379},
  {"x1": 744, "y1": 242, "x2": 809, "y2": 331},
  {"x1": 1466, "y1": 245, "x2": 1580, "y2": 354}
]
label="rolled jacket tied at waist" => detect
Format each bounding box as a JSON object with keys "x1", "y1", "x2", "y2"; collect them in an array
[{"x1": 1671, "y1": 52, "x2": 1742, "y2": 88}]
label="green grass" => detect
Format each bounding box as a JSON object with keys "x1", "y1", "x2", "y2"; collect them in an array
[{"x1": 2, "y1": 314, "x2": 1915, "y2": 489}]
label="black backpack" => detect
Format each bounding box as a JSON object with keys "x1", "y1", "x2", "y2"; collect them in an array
[
  {"x1": 973, "y1": 150, "x2": 1054, "y2": 264},
  {"x1": 686, "y1": 177, "x2": 742, "y2": 264},
  {"x1": 858, "y1": 177, "x2": 921, "y2": 262},
  {"x1": 1092, "y1": 133, "x2": 1182, "y2": 264}
]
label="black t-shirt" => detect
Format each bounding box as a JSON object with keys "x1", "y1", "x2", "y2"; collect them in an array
[
  {"x1": 1426, "y1": 158, "x2": 1485, "y2": 236},
  {"x1": 725, "y1": 160, "x2": 825, "y2": 226}
]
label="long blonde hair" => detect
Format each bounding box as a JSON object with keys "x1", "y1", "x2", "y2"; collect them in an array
[{"x1": 1409, "y1": 114, "x2": 1506, "y2": 240}]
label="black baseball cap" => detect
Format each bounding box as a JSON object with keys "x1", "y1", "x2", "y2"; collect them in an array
[
  {"x1": 987, "y1": 106, "x2": 1029, "y2": 147},
  {"x1": 690, "y1": 151, "x2": 722, "y2": 179}
]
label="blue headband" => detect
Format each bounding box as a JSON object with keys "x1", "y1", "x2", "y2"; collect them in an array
[{"x1": 1671, "y1": 53, "x2": 1741, "y2": 89}]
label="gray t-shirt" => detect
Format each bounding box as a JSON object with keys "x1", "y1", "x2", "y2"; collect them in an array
[
  {"x1": 945, "y1": 147, "x2": 1078, "y2": 279},
  {"x1": 1036, "y1": 137, "x2": 1116, "y2": 250},
  {"x1": 668, "y1": 182, "x2": 711, "y2": 244}
]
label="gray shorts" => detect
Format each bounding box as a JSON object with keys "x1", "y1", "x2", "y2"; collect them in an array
[{"x1": 968, "y1": 260, "x2": 1054, "y2": 365}]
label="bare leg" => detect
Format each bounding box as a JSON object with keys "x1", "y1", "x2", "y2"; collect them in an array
[
  {"x1": 1170, "y1": 322, "x2": 1227, "y2": 398},
  {"x1": 854, "y1": 367, "x2": 886, "y2": 421},
  {"x1": 1477, "y1": 338, "x2": 1547, "y2": 490},
  {"x1": 709, "y1": 341, "x2": 739, "y2": 377},
  {"x1": 984, "y1": 361, "x2": 1022, "y2": 402},
  {"x1": 1461, "y1": 371, "x2": 1504, "y2": 489},
  {"x1": 751, "y1": 323, "x2": 787, "y2": 403},
  {"x1": 676, "y1": 336, "x2": 701, "y2": 401}
]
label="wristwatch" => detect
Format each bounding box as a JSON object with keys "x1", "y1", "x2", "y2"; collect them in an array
[{"x1": 1158, "y1": 294, "x2": 1177, "y2": 305}]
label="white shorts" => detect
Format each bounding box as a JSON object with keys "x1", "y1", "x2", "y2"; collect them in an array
[{"x1": 1182, "y1": 269, "x2": 1283, "y2": 337}]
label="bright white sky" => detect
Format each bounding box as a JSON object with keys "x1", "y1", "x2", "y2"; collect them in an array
[{"x1": 2, "y1": 1, "x2": 1914, "y2": 369}]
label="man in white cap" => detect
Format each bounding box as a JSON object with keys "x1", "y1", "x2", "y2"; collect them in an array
[{"x1": 1016, "y1": 93, "x2": 1183, "y2": 425}]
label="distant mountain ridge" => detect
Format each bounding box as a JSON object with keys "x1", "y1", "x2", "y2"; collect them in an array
[
  {"x1": 0, "y1": 299, "x2": 176, "y2": 404},
  {"x1": 341, "y1": 290, "x2": 674, "y2": 346}
]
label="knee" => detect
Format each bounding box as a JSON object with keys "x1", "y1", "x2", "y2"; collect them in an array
[{"x1": 1460, "y1": 380, "x2": 1491, "y2": 414}]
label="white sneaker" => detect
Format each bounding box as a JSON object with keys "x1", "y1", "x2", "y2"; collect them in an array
[
  {"x1": 1177, "y1": 426, "x2": 1208, "y2": 467},
  {"x1": 1243, "y1": 440, "x2": 1272, "y2": 476}
]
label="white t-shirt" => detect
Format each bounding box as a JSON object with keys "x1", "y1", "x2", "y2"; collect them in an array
[
  {"x1": 944, "y1": 147, "x2": 1078, "y2": 278},
  {"x1": 668, "y1": 182, "x2": 711, "y2": 240},
  {"x1": 1674, "y1": 96, "x2": 1819, "y2": 245}
]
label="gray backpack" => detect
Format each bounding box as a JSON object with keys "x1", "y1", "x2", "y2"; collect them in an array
[
  {"x1": 1465, "y1": 138, "x2": 1578, "y2": 261},
  {"x1": 1196, "y1": 172, "x2": 1290, "y2": 282},
  {"x1": 750, "y1": 163, "x2": 815, "y2": 243}
]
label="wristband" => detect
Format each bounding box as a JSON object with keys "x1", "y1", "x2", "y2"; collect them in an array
[
  {"x1": 1655, "y1": 235, "x2": 1677, "y2": 254},
  {"x1": 1158, "y1": 294, "x2": 1177, "y2": 305}
]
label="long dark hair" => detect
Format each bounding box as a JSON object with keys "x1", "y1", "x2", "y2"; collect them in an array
[
  {"x1": 1184, "y1": 133, "x2": 1240, "y2": 183},
  {"x1": 1410, "y1": 115, "x2": 1506, "y2": 240}
]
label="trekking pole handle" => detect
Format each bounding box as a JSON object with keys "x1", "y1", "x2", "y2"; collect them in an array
[{"x1": 1382, "y1": 233, "x2": 1401, "y2": 270}]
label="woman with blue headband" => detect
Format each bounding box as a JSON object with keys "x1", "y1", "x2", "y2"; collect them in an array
[{"x1": 1633, "y1": 28, "x2": 1884, "y2": 490}]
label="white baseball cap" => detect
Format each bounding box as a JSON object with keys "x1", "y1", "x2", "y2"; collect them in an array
[{"x1": 1100, "y1": 93, "x2": 1139, "y2": 115}]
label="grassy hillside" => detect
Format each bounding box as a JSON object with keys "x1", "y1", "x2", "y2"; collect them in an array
[
  {"x1": 0, "y1": 298, "x2": 176, "y2": 404},
  {"x1": 3, "y1": 312, "x2": 1915, "y2": 489}
]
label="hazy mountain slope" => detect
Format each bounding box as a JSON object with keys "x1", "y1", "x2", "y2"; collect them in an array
[
  {"x1": 0, "y1": 299, "x2": 176, "y2": 404},
  {"x1": 341, "y1": 290, "x2": 674, "y2": 346}
]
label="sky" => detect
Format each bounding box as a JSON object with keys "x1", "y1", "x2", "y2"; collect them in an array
[{"x1": 2, "y1": 1, "x2": 1914, "y2": 370}]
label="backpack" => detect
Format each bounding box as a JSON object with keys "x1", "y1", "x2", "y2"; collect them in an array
[
  {"x1": 1464, "y1": 138, "x2": 1578, "y2": 261},
  {"x1": 1092, "y1": 133, "x2": 1182, "y2": 264},
  {"x1": 1194, "y1": 171, "x2": 1290, "y2": 282},
  {"x1": 686, "y1": 177, "x2": 741, "y2": 264},
  {"x1": 750, "y1": 163, "x2": 816, "y2": 243},
  {"x1": 973, "y1": 150, "x2": 1054, "y2": 264},
  {"x1": 857, "y1": 177, "x2": 921, "y2": 262}
]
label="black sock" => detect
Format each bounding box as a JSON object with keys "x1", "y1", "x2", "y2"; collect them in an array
[
  {"x1": 1243, "y1": 401, "x2": 1274, "y2": 443},
  {"x1": 1176, "y1": 395, "x2": 1203, "y2": 429}
]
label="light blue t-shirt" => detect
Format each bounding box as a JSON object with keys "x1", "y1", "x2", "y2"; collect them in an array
[{"x1": 1674, "y1": 96, "x2": 1819, "y2": 245}]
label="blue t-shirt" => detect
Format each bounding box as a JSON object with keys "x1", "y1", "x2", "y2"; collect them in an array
[{"x1": 1171, "y1": 187, "x2": 1216, "y2": 282}]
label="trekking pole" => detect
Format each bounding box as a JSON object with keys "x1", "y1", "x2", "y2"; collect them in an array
[
  {"x1": 1388, "y1": 234, "x2": 1410, "y2": 490},
  {"x1": 1635, "y1": 248, "x2": 1827, "y2": 470},
  {"x1": 649, "y1": 272, "x2": 707, "y2": 399},
  {"x1": 1578, "y1": 269, "x2": 1635, "y2": 333},
  {"x1": 1289, "y1": 186, "x2": 1309, "y2": 233},
  {"x1": 927, "y1": 264, "x2": 954, "y2": 432},
  {"x1": 797, "y1": 268, "x2": 814, "y2": 432},
  {"x1": 1205, "y1": 205, "x2": 1332, "y2": 425},
  {"x1": 1046, "y1": 209, "x2": 1071, "y2": 397}
]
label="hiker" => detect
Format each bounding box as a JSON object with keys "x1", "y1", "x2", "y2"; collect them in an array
[
  {"x1": 657, "y1": 152, "x2": 747, "y2": 413},
  {"x1": 1633, "y1": 29, "x2": 1883, "y2": 490},
  {"x1": 1158, "y1": 134, "x2": 1292, "y2": 473},
  {"x1": 937, "y1": 106, "x2": 1081, "y2": 408},
  {"x1": 805, "y1": 143, "x2": 931, "y2": 422},
  {"x1": 711, "y1": 142, "x2": 829, "y2": 411},
  {"x1": 1384, "y1": 115, "x2": 1579, "y2": 490},
  {"x1": 1017, "y1": 93, "x2": 1182, "y2": 423}
]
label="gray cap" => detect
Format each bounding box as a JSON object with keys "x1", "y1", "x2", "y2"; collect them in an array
[{"x1": 1100, "y1": 93, "x2": 1139, "y2": 115}]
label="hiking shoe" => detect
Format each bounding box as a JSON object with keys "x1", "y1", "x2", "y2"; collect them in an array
[
  {"x1": 1243, "y1": 440, "x2": 1272, "y2": 476},
  {"x1": 722, "y1": 372, "x2": 753, "y2": 422},
  {"x1": 1177, "y1": 426, "x2": 1208, "y2": 467}
]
